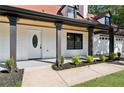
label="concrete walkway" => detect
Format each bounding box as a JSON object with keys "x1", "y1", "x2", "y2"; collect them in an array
[
  {"x1": 22, "y1": 62, "x2": 124, "y2": 87},
  {"x1": 17, "y1": 60, "x2": 53, "y2": 69},
  {"x1": 17, "y1": 58, "x2": 87, "y2": 69}
]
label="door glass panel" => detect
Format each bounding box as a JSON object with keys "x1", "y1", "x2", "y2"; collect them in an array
[{"x1": 32, "y1": 34, "x2": 38, "y2": 48}]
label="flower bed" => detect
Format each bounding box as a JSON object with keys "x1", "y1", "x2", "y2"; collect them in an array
[
  {"x1": 52, "y1": 53, "x2": 122, "y2": 71},
  {"x1": 52, "y1": 60, "x2": 106, "y2": 71},
  {"x1": 0, "y1": 69, "x2": 24, "y2": 87}
]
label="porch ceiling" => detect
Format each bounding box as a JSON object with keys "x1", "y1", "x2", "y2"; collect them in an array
[{"x1": 0, "y1": 5, "x2": 109, "y2": 30}]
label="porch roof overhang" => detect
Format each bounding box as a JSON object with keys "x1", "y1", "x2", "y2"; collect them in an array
[{"x1": 0, "y1": 5, "x2": 109, "y2": 30}]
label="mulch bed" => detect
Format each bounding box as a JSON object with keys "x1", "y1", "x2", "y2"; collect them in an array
[
  {"x1": 52, "y1": 60, "x2": 106, "y2": 71},
  {"x1": 52, "y1": 57, "x2": 123, "y2": 71},
  {"x1": 0, "y1": 69, "x2": 24, "y2": 87}
]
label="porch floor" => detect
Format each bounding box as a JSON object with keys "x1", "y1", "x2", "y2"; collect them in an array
[
  {"x1": 17, "y1": 60, "x2": 52, "y2": 69},
  {"x1": 17, "y1": 57, "x2": 87, "y2": 69},
  {"x1": 0, "y1": 56, "x2": 99, "y2": 70}
]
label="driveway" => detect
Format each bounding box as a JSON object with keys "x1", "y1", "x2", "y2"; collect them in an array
[{"x1": 22, "y1": 61, "x2": 124, "y2": 87}]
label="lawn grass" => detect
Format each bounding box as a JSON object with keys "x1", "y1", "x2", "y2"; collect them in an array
[{"x1": 73, "y1": 70, "x2": 124, "y2": 87}]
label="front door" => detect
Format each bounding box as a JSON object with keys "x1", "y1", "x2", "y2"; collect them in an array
[{"x1": 29, "y1": 30, "x2": 42, "y2": 59}]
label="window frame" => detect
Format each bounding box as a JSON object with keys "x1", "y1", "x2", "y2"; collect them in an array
[
  {"x1": 67, "y1": 33, "x2": 83, "y2": 50},
  {"x1": 105, "y1": 16, "x2": 110, "y2": 25},
  {"x1": 67, "y1": 6, "x2": 76, "y2": 18}
]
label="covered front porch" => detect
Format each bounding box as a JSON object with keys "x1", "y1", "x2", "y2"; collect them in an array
[
  {"x1": 0, "y1": 6, "x2": 113, "y2": 69},
  {"x1": 17, "y1": 56, "x2": 100, "y2": 69}
]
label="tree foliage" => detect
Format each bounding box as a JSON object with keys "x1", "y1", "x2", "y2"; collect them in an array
[{"x1": 88, "y1": 5, "x2": 124, "y2": 28}]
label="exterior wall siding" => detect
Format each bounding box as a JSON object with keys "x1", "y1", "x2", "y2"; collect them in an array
[
  {"x1": 0, "y1": 22, "x2": 124, "y2": 61},
  {"x1": 39, "y1": 28, "x2": 88, "y2": 58},
  {"x1": 0, "y1": 22, "x2": 88, "y2": 61},
  {"x1": 17, "y1": 25, "x2": 29, "y2": 60},
  {"x1": 0, "y1": 23, "x2": 10, "y2": 61},
  {"x1": 61, "y1": 30, "x2": 88, "y2": 57}
]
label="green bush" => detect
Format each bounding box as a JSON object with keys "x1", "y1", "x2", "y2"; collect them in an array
[
  {"x1": 72, "y1": 56, "x2": 81, "y2": 65},
  {"x1": 86, "y1": 56, "x2": 94, "y2": 63},
  {"x1": 61, "y1": 56, "x2": 64, "y2": 66},
  {"x1": 5, "y1": 58, "x2": 14, "y2": 72},
  {"x1": 110, "y1": 52, "x2": 117, "y2": 60},
  {"x1": 99, "y1": 55, "x2": 107, "y2": 62}
]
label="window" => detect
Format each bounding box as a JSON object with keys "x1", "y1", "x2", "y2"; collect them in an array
[
  {"x1": 67, "y1": 33, "x2": 83, "y2": 49},
  {"x1": 32, "y1": 35, "x2": 38, "y2": 48},
  {"x1": 101, "y1": 37, "x2": 104, "y2": 40},
  {"x1": 105, "y1": 16, "x2": 110, "y2": 25},
  {"x1": 105, "y1": 37, "x2": 108, "y2": 40},
  {"x1": 67, "y1": 6, "x2": 76, "y2": 18}
]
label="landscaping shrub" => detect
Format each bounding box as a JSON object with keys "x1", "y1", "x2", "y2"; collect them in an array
[
  {"x1": 99, "y1": 55, "x2": 107, "y2": 62},
  {"x1": 5, "y1": 58, "x2": 14, "y2": 72},
  {"x1": 72, "y1": 56, "x2": 81, "y2": 65},
  {"x1": 86, "y1": 56, "x2": 94, "y2": 63},
  {"x1": 61, "y1": 56, "x2": 64, "y2": 66},
  {"x1": 110, "y1": 52, "x2": 117, "y2": 60}
]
